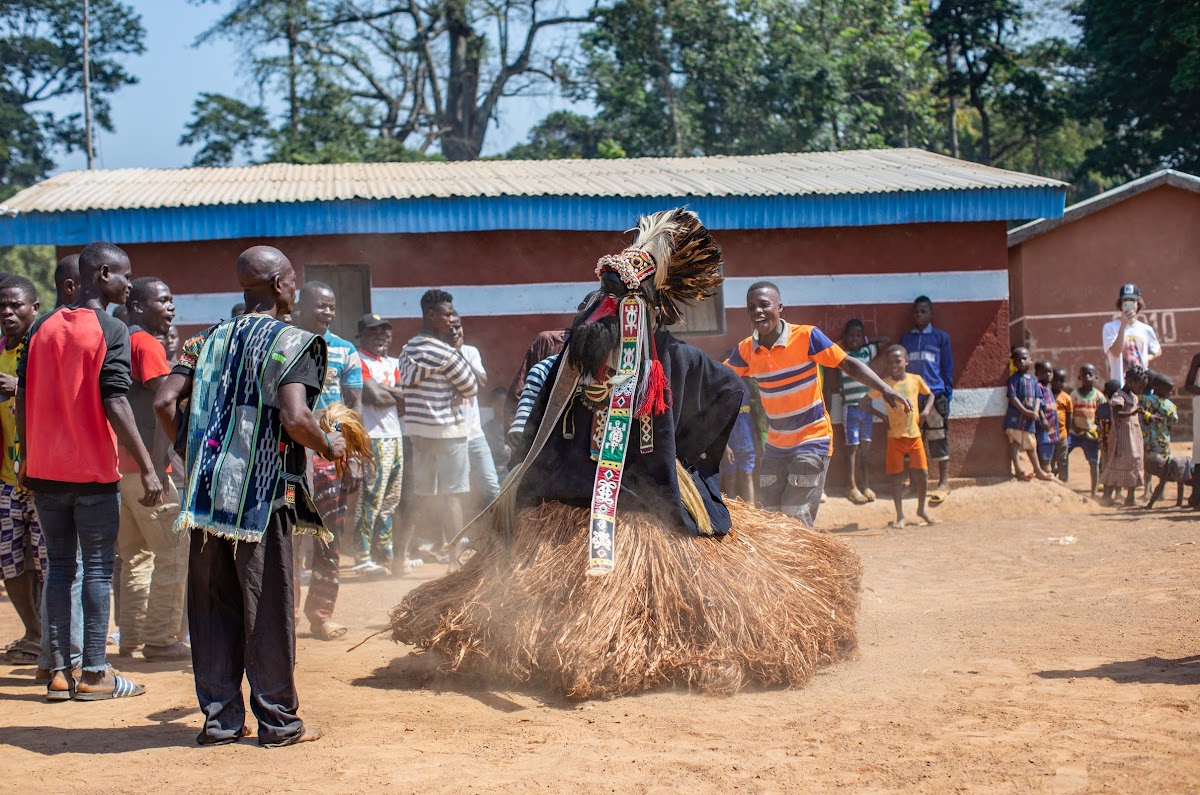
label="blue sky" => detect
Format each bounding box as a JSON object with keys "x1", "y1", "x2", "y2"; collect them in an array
[{"x1": 52, "y1": 0, "x2": 579, "y2": 173}]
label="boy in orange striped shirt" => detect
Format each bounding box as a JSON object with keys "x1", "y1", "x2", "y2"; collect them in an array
[{"x1": 726, "y1": 281, "x2": 911, "y2": 526}]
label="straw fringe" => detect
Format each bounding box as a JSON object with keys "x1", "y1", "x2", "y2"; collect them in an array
[{"x1": 390, "y1": 500, "x2": 861, "y2": 699}]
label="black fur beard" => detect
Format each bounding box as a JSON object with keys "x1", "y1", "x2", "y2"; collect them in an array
[{"x1": 567, "y1": 313, "x2": 620, "y2": 377}]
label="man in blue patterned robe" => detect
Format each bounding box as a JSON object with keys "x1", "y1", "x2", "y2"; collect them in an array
[{"x1": 155, "y1": 246, "x2": 346, "y2": 748}]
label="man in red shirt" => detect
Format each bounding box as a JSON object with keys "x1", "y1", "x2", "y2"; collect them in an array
[
  {"x1": 115, "y1": 277, "x2": 189, "y2": 661},
  {"x1": 18, "y1": 241, "x2": 163, "y2": 701}
]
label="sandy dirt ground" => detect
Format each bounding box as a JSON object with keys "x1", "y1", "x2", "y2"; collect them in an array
[{"x1": 1, "y1": 467, "x2": 1197, "y2": 794}]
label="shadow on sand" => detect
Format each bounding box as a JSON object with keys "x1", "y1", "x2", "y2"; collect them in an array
[
  {"x1": 1036, "y1": 655, "x2": 1200, "y2": 686},
  {"x1": 350, "y1": 652, "x2": 562, "y2": 713},
  {"x1": 0, "y1": 721, "x2": 196, "y2": 755}
]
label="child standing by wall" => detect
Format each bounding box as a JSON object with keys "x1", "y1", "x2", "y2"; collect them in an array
[
  {"x1": 839, "y1": 319, "x2": 887, "y2": 505},
  {"x1": 1051, "y1": 367, "x2": 1072, "y2": 482},
  {"x1": 1140, "y1": 373, "x2": 1178, "y2": 493},
  {"x1": 1068, "y1": 364, "x2": 1106, "y2": 497},
  {"x1": 1096, "y1": 379, "x2": 1120, "y2": 475},
  {"x1": 900, "y1": 297, "x2": 954, "y2": 501},
  {"x1": 1100, "y1": 365, "x2": 1148, "y2": 506},
  {"x1": 861, "y1": 345, "x2": 935, "y2": 528},
  {"x1": 1005, "y1": 348, "x2": 1050, "y2": 481},
  {"x1": 1034, "y1": 360, "x2": 1061, "y2": 478}
]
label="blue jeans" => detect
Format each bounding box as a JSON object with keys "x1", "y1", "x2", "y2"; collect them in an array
[
  {"x1": 37, "y1": 549, "x2": 83, "y2": 670},
  {"x1": 35, "y1": 491, "x2": 120, "y2": 673},
  {"x1": 468, "y1": 436, "x2": 501, "y2": 505}
]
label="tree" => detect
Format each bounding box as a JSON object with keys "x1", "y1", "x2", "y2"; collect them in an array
[
  {"x1": 181, "y1": 81, "x2": 434, "y2": 165},
  {"x1": 926, "y1": 0, "x2": 1023, "y2": 164},
  {"x1": 792, "y1": 0, "x2": 941, "y2": 151},
  {"x1": 568, "y1": 0, "x2": 938, "y2": 158},
  {"x1": 505, "y1": 111, "x2": 625, "y2": 159},
  {"x1": 0, "y1": 245, "x2": 55, "y2": 308},
  {"x1": 0, "y1": 0, "x2": 145, "y2": 198},
  {"x1": 179, "y1": 92, "x2": 271, "y2": 167},
  {"x1": 1075, "y1": 0, "x2": 1200, "y2": 179},
  {"x1": 190, "y1": 0, "x2": 595, "y2": 161}
]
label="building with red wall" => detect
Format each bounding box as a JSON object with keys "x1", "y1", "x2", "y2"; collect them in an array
[
  {"x1": 0, "y1": 150, "x2": 1064, "y2": 477},
  {"x1": 1009, "y1": 170, "x2": 1200, "y2": 437}
]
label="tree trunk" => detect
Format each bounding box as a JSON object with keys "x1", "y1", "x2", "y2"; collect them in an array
[
  {"x1": 977, "y1": 105, "x2": 991, "y2": 164},
  {"x1": 287, "y1": 4, "x2": 299, "y2": 133},
  {"x1": 945, "y1": 42, "x2": 959, "y2": 159},
  {"x1": 440, "y1": 0, "x2": 485, "y2": 160}
]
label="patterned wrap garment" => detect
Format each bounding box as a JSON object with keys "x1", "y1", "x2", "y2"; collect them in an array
[{"x1": 175, "y1": 315, "x2": 330, "y2": 543}]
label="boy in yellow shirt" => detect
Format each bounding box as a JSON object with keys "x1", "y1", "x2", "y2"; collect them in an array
[{"x1": 861, "y1": 345, "x2": 936, "y2": 528}]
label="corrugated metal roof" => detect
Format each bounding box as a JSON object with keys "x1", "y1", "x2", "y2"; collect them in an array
[
  {"x1": 2, "y1": 149, "x2": 1062, "y2": 213},
  {"x1": 0, "y1": 149, "x2": 1067, "y2": 245},
  {"x1": 1008, "y1": 168, "x2": 1200, "y2": 247}
]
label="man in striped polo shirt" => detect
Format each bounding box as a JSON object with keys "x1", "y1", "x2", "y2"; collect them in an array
[
  {"x1": 400, "y1": 289, "x2": 479, "y2": 560},
  {"x1": 726, "y1": 281, "x2": 911, "y2": 526}
]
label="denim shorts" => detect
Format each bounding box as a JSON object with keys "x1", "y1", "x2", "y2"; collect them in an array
[
  {"x1": 842, "y1": 403, "x2": 874, "y2": 446},
  {"x1": 1068, "y1": 434, "x2": 1100, "y2": 463}
]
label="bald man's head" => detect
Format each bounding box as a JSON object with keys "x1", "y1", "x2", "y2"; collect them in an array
[
  {"x1": 236, "y1": 245, "x2": 296, "y2": 317},
  {"x1": 236, "y1": 245, "x2": 290, "y2": 288}
]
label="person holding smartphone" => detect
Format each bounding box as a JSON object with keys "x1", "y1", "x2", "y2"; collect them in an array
[{"x1": 1102, "y1": 283, "x2": 1161, "y2": 386}]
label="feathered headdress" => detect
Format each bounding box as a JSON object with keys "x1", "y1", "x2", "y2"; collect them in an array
[
  {"x1": 586, "y1": 208, "x2": 724, "y2": 417},
  {"x1": 594, "y1": 208, "x2": 724, "y2": 326}
]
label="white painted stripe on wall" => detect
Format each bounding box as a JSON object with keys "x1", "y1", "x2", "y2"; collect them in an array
[
  {"x1": 172, "y1": 291, "x2": 245, "y2": 326},
  {"x1": 1010, "y1": 306, "x2": 1200, "y2": 326},
  {"x1": 724, "y1": 270, "x2": 1008, "y2": 307},
  {"x1": 171, "y1": 269, "x2": 1009, "y2": 325},
  {"x1": 829, "y1": 386, "x2": 1008, "y2": 422}
]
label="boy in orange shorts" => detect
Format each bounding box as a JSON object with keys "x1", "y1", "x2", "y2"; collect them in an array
[{"x1": 861, "y1": 345, "x2": 936, "y2": 527}]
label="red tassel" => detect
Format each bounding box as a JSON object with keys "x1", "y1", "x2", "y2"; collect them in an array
[{"x1": 642, "y1": 359, "x2": 671, "y2": 416}]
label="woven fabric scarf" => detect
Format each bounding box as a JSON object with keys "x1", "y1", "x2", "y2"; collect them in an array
[
  {"x1": 587, "y1": 295, "x2": 645, "y2": 576},
  {"x1": 176, "y1": 315, "x2": 330, "y2": 543}
]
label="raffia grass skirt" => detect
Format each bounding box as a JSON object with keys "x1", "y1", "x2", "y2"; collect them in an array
[{"x1": 389, "y1": 499, "x2": 862, "y2": 699}]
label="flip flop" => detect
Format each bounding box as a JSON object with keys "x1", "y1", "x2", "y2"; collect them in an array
[
  {"x1": 73, "y1": 673, "x2": 145, "y2": 701},
  {"x1": 928, "y1": 490, "x2": 948, "y2": 505},
  {"x1": 45, "y1": 670, "x2": 76, "y2": 702},
  {"x1": 5, "y1": 637, "x2": 41, "y2": 662}
]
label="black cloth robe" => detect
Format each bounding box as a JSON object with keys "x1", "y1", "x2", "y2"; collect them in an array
[{"x1": 511, "y1": 330, "x2": 745, "y2": 536}]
